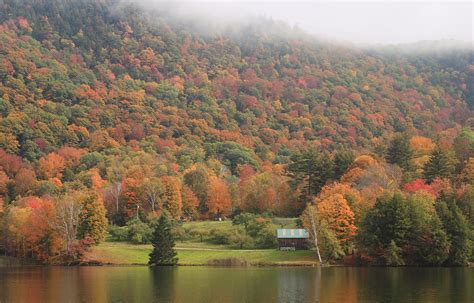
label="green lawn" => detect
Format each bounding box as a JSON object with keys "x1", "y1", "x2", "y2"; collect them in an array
[
  {"x1": 86, "y1": 219, "x2": 315, "y2": 266},
  {"x1": 84, "y1": 241, "x2": 318, "y2": 266}
]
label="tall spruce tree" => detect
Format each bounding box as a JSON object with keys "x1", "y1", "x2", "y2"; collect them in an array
[
  {"x1": 423, "y1": 147, "x2": 456, "y2": 182},
  {"x1": 386, "y1": 133, "x2": 413, "y2": 171},
  {"x1": 149, "y1": 213, "x2": 178, "y2": 266}
]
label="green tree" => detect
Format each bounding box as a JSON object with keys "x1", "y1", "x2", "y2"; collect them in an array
[
  {"x1": 418, "y1": 217, "x2": 450, "y2": 265},
  {"x1": 386, "y1": 240, "x2": 404, "y2": 266},
  {"x1": 386, "y1": 133, "x2": 413, "y2": 171},
  {"x1": 423, "y1": 147, "x2": 456, "y2": 183},
  {"x1": 333, "y1": 148, "x2": 355, "y2": 180},
  {"x1": 358, "y1": 194, "x2": 411, "y2": 264},
  {"x1": 78, "y1": 194, "x2": 108, "y2": 244},
  {"x1": 435, "y1": 194, "x2": 472, "y2": 266},
  {"x1": 205, "y1": 142, "x2": 259, "y2": 175},
  {"x1": 286, "y1": 148, "x2": 333, "y2": 204},
  {"x1": 183, "y1": 166, "x2": 209, "y2": 213},
  {"x1": 318, "y1": 220, "x2": 345, "y2": 261},
  {"x1": 149, "y1": 214, "x2": 178, "y2": 266}
]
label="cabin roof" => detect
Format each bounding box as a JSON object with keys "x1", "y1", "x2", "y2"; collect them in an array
[{"x1": 277, "y1": 229, "x2": 309, "y2": 239}]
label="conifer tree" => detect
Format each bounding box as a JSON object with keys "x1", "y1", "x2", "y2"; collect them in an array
[
  {"x1": 435, "y1": 194, "x2": 472, "y2": 266},
  {"x1": 333, "y1": 148, "x2": 355, "y2": 180},
  {"x1": 386, "y1": 133, "x2": 413, "y2": 171},
  {"x1": 149, "y1": 213, "x2": 178, "y2": 266},
  {"x1": 286, "y1": 148, "x2": 333, "y2": 204},
  {"x1": 423, "y1": 147, "x2": 455, "y2": 182}
]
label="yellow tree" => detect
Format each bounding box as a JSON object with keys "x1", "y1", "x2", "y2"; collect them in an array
[
  {"x1": 317, "y1": 182, "x2": 363, "y2": 220},
  {"x1": 316, "y1": 188, "x2": 357, "y2": 253},
  {"x1": 160, "y1": 176, "x2": 182, "y2": 219}
]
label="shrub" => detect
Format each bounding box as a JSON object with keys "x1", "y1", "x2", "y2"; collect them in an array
[
  {"x1": 208, "y1": 228, "x2": 231, "y2": 245},
  {"x1": 171, "y1": 225, "x2": 189, "y2": 242},
  {"x1": 246, "y1": 217, "x2": 272, "y2": 237},
  {"x1": 188, "y1": 227, "x2": 210, "y2": 242},
  {"x1": 127, "y1": 218, "x2": 153, "y2": 244},
  {"x1": 255, "y1": 225, "x2": 278, "y2": 248},
  {"x1": 229, "y1": 227, "x2": 253, "y2": 249},
  {"x1": 108, "y1": 225, "x2": 129, "y2": 241}
]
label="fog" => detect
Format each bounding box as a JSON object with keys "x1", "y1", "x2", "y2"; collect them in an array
[{"x1": 124, "y1": 0, "x2": 472, "y2": 46}]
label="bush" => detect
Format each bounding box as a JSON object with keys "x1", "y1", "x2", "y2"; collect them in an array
[
  {"x1": 208, "y1": 228, "x2": 231, "y2": 245},
  {"x1": 108, "y1": 225, "x2": 129, "y2": 241},
  {"x1": 188, "y1": 227, "x2": 210, "y2": 242},
  {"x1": 171, "y1": 225, "x2": 189, "y2": 242},
  {"x1": 127, "y1": 218, "x2": 153, "y2": 244},
  {"x1": 229, "y1": 227, "x2": 253, "y2": 249},
  {"x1": 255, "y1": 225, "x2": 278, "y2": 248},
  {"x1": 247, "y1": 217, "x2": 272, "y2": 237}
]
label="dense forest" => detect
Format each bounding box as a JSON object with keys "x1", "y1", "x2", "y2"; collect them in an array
[{"x1": 0, "y1": 0, "x2": 472, "y2": 265}]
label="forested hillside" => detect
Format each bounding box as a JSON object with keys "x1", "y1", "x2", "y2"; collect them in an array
[{"x1": 0, "y1": 0, "x2": 472, "y2": 265}]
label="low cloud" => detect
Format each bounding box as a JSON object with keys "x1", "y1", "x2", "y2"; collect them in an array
[{"x1": 120, "y1": 0, "x2": 473, "y2": 45}]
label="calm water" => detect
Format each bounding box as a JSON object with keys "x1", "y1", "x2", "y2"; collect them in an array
[{"x1": 0, "y1": 266, "x2": 472, "y2": 303}]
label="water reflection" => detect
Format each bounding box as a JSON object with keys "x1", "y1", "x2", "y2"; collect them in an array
[{"x1": 0, "y1": 266, "x2": 472, "y2": 302}]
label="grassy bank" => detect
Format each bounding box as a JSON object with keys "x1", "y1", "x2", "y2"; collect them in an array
[
  {"x1": 84, "y1": 241, "x2": 319, "y2": 266},
  {"x1": 85, "y1": 219, "x2": 319, "y2": 266}
]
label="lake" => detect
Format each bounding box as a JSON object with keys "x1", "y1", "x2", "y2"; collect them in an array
[{"x1": 0, "y1": 266, "x2": 472, "y2": 302}]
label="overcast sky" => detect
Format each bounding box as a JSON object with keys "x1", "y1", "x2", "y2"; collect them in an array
[{"x1": 132, "y1": 1, "x2": 473, "y2": 45}]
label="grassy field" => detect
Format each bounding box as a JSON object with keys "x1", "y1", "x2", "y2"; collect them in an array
[
  {"x1": 84, "y1": 241, "x2": 318, "y2": 266},
  {"x1": 0, "y1": 219, "x2": 315, "y2": 266},
  {"x1": 84, "y1": 219, "x2": 317, "y2": 266}
]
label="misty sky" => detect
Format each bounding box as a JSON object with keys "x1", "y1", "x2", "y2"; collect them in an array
[{"x1": 136, "y1": 1, "x2": 473, "y2": 45}]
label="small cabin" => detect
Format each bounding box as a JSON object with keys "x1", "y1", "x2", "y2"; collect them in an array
[{"x1": 277, "y1": 229, "x2": 309, "y2": 250}]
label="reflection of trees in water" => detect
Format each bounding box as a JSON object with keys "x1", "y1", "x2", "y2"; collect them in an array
[
  {"x1": 150, "y1": 267, "x2": 176, "y2": 302},
  {"x1": 277, "y1": 267, "x2": 321, "y2": 303},
  {"x1": 0, "y1": 267, "x2": 472, "y2": 302},
  {"x1": 319, "y1": 267, "x2": 474, "y2": 303}
]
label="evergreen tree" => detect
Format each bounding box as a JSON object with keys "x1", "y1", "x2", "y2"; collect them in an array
[
  {"x1": 424, "y1": 147, "x2": 456, "y2": 182},
  {"x1": 386, "y1": 240, "x2": 404, "y2": 266},
  {"x1": 358, "y1": 194, "x2": 412, "y2": 264},
  {"x1": 78, "y1": 194, "x2": 108, "y2": 244},
  {"x1": 386, "y1": 133, "x2": 413, "y2": 171},
  {"x1": 435, "y1": 194, "x2": 472, "y2": 266},
  {"x1": 149, "y1": 213, "x2": 178, "y2": 266},
  {"x1": 333, "y1": 149, "x2": 355, "y2": 180},
  {"x1": 286, "y1": 148, "x2": 333, "y2": 204},
  {"x1": 418, "y1": 217, "x2": 450, "y2": 265}
]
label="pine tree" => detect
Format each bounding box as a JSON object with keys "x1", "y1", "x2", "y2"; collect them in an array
[
  {"x1": 149, "y1": 214, "x2": 178, "y2": 266},
  {"x1": 418, "y1": 216, "x2": 450, "y2": 265},
  {"x1": 358, "y1": 193, "x2": 412, "y2": 263},
  {"x1": 386, "y1": 133, "x2": 413, "y2": 171},
  {"x1": 286, "y1": 148, "x2": 334, "y2": 204},
  {"x1": 78, "y1": 194, "x2": 108, "y2": 244},
  {"x1": 435, "y1": 194, "x2": 472, "y2": 266},
  {"x1": 333, "y1": 148, "x2": 355, "y2": 180},
  {"x1": 423, "y1": 147, "x2": 456, "y2": 183}
]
